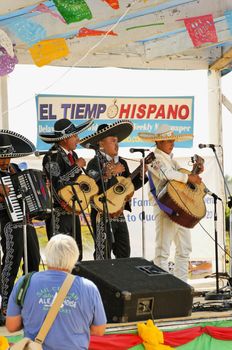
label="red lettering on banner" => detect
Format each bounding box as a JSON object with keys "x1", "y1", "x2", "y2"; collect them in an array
[
  {"x1": 131, "y1": 104, "x2": 137, "y2": 119},
  {"x1": 119, "y1": 104, "x2": 131, "y2": 118},
  {"x1": 118, "y1": 103, "x2": 191, "y2": 120},
  {"x1": 146, "y1": 104, "x2": 157, "y2": 119},
  {"x1": 178, "y1": 105, "x2": 189, "y2": 119},
  {"x1": 155, "y1": 104, "x2": 165, "y2": 119},
  {"x1": 167, "y1": 105, "x2": 178, "y2": 119},
  {"x1": 137, "y1": 104, "x2": 146, "y2": 119}
]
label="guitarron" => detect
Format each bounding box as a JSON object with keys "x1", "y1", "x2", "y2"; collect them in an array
[{"x1": 157, "y1": 154, "x2": 206, "y2": 228}]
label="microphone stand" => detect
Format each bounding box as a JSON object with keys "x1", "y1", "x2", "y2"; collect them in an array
[
  {"x1": 47, "y1": 154, "x2": 55, "y2": 236},
  {"x1": 204, "y1": 145, "x2": 231, "y2": 300},
  {"x1": 19, "y1": 187, "x2": 29, "y2": 274},
  {"x1": 69, "y1": 182, "x2": 95, "y2": 243},
  {"x1": 134, "y1": 150, "x2": 147, "y2": 258},
  {"x1": 205, "y1": 193, "x2": 230, "y2": 300},
  {"x1": 94, "y1": 149, "x2": 114, "y2": 260}
]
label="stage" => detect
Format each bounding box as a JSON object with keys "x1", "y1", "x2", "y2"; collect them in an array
[{"x1": 2, "y1": 295, "x2": 232, "y2": 350}]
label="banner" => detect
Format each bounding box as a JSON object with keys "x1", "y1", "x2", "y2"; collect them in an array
[{"x1": 36, "y1": 94, "x2": 194, "y2": 149}]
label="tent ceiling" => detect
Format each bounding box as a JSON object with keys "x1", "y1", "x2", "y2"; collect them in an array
[{"x1": 1, "y1": 0, "x2": 232, "y2": 71}]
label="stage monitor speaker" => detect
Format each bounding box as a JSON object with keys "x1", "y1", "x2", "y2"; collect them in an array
[{"x1": 74, "y1": 257, "x2": 193, "y2": 323}]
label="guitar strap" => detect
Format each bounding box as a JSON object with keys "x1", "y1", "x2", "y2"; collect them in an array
[{"x1": 148, "y1": 171, "x2": 174, "y2": 215}]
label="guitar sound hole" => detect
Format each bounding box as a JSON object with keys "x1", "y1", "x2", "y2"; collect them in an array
[
  {"x1": 114, "y1": 184, "x2": 125, "y2": 194},
  {"x1": 80, "y1": 182, "x2": 90, "y2": 193},
  {"x1": 188, "y1": 183, "x2": 196, "y2": 191}
]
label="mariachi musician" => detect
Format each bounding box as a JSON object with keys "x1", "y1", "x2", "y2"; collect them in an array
[
  {"x1": 139, "y1": 124, "x2": 204, "y2": 283},
  {"x1": 0, "y1": 130, "x2": 40, "y2": 323},
  {"x1": 80, "y1": 120, "x2": 148, "y2": 260},
  {"x1": 39, "y1": 118, "x2": 93, "y2": 261}
]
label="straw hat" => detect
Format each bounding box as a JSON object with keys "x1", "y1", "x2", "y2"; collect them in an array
[
  {"x1": 138, "y1": 124, "x2": 193, "y2": 143},
  {"x1": 0, "y1": 130, "x2": 35, "y2": 158},
  {"x1": 39, "y1": 119, "x2": 93, "y2": 144},
  {"x1": 80, "y1": 120, "x2": 133, "y2": 147}
]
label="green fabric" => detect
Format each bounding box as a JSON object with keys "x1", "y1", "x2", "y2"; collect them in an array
[
  {"x1": 128, "y1": 319, "x2": 232, "y2": 350},
  {"x1": 177, "y1": 333, "x2": 232, "y2": 350},
  {"x1": 53, "y1": 0, "x2": 92, "y2": 24},
  {"x1": 7, "y1": 319, "x2": 232, "y2": 350}
]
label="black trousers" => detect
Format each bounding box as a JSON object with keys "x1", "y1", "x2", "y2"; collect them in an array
[
  {"x1": 91, "y1": 209, "x2": 130, "y2": 260},
  {"x1": 46, "y1": 208, "x2": 83, "y2": 261},
  {"x1": 0, "y1": 217, "x2": 40, "y2": 310}
]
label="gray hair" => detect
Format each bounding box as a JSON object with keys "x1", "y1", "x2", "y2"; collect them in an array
[{"x1": 45, "y1": 234, "x2": 79, "y2": 272}]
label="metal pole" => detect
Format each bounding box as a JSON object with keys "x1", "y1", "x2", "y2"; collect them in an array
[{"x1": 22, "y1": 197, "x2": 28, "y2": 274}]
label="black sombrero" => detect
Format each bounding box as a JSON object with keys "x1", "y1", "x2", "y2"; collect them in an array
[
  {"x1": 80, "y1": 120, "x2": 133, "y2": 148},
  {"x1": 0, "y1": 130, "x2": 35, "y2": 158},
  {"x1": 39, "y1": 119, "x2": 93, "y2": 144}
]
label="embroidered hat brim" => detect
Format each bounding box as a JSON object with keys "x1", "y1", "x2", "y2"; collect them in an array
[
  {"x1": 138, "y1": 131, "x2": 193, "y2": 143},
  {"x1": 0, "y1": 130, "x2": 35, "y2": 158},
  {"x1": 39, "y1": 119, "x2": 93, "y2": 144},
  {"x1": 79, "y1": 120, "x2": 133, "y2": 147}
]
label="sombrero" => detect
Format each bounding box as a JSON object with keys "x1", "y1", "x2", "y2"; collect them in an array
[
  {"x1": 80, "y1": 120, "x2": 133, "y2": 148},
  {"x1": 138, "y1": 124, "x2": 193, "y2": 143},
  {"x1": 39, "y1": 119, "x2": 93, "y2": 144},
  {"x1": 0, "y1": 130, "x2": 35, "y2": 158}
]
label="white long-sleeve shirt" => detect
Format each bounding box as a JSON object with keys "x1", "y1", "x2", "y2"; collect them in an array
[{"x1": 148, "y1": 148, "x2": 188, "y2": 205}]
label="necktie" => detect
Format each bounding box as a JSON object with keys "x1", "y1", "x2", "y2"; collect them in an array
[{"x1": 68, "y1": 152, "x2": 75, "y2": 165}]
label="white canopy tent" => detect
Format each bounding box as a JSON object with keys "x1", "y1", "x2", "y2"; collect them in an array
[
  {"x1": 0, "y1": 0, "x2": 231, "y2": 140},
  {"x1": 0, "y1": 0, "x2": 232, "y2": 278}
]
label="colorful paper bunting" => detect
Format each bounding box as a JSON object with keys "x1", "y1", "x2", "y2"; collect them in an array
[
  {"x1": 8, "y1": 18, "x2": 46, "y2": 47},
  {"x1": 53, "y1": 0, "x2": 92, "y2": 24},
  {"x1": 102, "y1": 0, "x2": 119, "y2": 10},
  {"x1": 225, "y1": 10, "x2": 232, "y2": 35},
  {"x1": 29, "y1": 38, "x2": 69, "y2": 67},
  {"x1": 184, "y1": 14, "x2": 218, "y2": 47},
  {"x1": 77, "y1": 27, "x2": 117, "y2": 37},
  {"x1": 0, "y1": 47, "x2": 18, "y2": 76},
  {"x1": 31, "y1": 3, "x2": 66, "y2": 24},
  {"x1": 0, "y1": 29, "x2": 14, "y2": 58}
]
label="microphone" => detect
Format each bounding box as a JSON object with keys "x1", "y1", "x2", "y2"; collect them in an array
[
  {"x1": 130, "y1": 148, "x2": 150, "y2": 153},
  {"x1": 204, "y1": 188, "x2": 222, "y2": 201},
  {"x1": 198, "y1": 144, "x2": 221, "y2": 149},
  {"x1": 34, "y1": 150, "x2": 58, "y2": 157},
  {"x1": 85, "y1": 143, "x2": 99, "y2": 151}
]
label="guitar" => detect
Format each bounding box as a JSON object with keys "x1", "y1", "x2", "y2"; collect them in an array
[
  {"x1": 157, "y1": 154, "x2": 206, "y2": 228},
  {"x1": 58, "y1": 174, "x2": 99, "y2": 214},
  {"x1": 58, "y1": 162, "x2": 116, "y2": 213},
  {"x1": 93, "y1": 152, "x2": 155, "y2": 218}
]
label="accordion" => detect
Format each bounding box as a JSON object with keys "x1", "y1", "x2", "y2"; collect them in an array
[{"x1": 1, "y1": 169, "x2": 51, "y2": 223}]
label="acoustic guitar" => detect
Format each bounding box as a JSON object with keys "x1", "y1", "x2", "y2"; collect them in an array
[
  {"x1": 58, "y1": 174, "x2": 99, "y2": 213},
  {"x1": 157, "y1": 154, "x2": 206, "y2": 228},
  {"x1": 93, "y1": 152, "x2": 155, "y2": 218},
  {"x1": 58, "y1": 161, "x2": 122, "y2": 214}
]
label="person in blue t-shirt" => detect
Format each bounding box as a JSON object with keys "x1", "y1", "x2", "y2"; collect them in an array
[{"x1": 6, "y1": 234, "x2": 107, "y2": 350}]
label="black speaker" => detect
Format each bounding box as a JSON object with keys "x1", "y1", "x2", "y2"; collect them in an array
[{"x1": 74, "y1": 257, "x2": 193, "y2": 323}]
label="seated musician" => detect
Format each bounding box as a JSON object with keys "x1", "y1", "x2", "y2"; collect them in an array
[
  {"x1": 80, "y1": 120, "x2": 147, "y2": 260},
  {"x1": 39, "y1": 118, "x2": 93, "y2": 261},
  {"x1": 0, "y1": 130, "x2": 40, "y2": 323},
  {"x1": 139, "y1": 124, "x2": 203, "y2": 282}
]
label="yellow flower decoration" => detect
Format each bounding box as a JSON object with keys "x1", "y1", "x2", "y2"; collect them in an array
[
  {"x1": 0, "y1": 336, "x2": 9, "y2": 350},
  {"x1": 137, "y1": 319, "x2": 174, "y2": 350}
]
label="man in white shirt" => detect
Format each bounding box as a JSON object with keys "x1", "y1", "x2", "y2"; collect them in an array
[{"x1": 140, "y1": 124, "x2": 203, "y2": 282}]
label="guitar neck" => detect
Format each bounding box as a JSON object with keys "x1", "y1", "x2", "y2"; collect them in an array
[{"x1": 130, "y1": 164, "x2": 142, "y2": 181}]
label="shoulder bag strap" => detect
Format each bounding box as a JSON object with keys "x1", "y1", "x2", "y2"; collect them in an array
[{"x1": 35, "y1": 273, "x2": 75, "y2": 345}]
